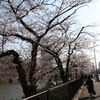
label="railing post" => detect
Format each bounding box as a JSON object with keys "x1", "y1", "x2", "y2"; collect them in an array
[
  {"x1": 47, "y1": 89, "x2": 50, "y2": 100},
  {"x1": 69, "y1": 81, "x2": 72, "y2": 100}
]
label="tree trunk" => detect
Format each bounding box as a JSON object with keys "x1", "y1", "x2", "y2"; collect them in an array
[
  {"x1": 65, "y1": 55, "x2": 70, "y2": 81},
  {"x1": 13, "y1": 60, "x2": 30, "y2": 97},
  {"x1": 13, "y1": 49, "x2": 38, "y2": 97},
  {"x1": 28, "y1": 43, "x2": 39, "y2": 96},
  {"x1": 55, "y1": 57, "x2": 67, "y2": 83}
]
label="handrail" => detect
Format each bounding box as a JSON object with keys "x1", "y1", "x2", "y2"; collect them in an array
[
  {"x1": 23, "y1": 90, "x2": 48, "y2": 100},
  {"x1": 23, "y1": 78, "x2": 83, "y2": 100},
  {"x1": 23, "y1": 81, "x2": 70, "y2": 100}
]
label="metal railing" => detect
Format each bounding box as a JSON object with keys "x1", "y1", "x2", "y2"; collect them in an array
[{"x1": 23, "y1": 78, "x2": 83, "y2": 100}]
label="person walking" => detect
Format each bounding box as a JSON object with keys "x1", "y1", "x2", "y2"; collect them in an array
[{"x1": 85, "y1": 75, "x2": 96, "y2": 98}]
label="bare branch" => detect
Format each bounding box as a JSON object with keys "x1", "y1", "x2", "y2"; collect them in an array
[
  {"x1": 8, "y1": 0, "x2": 38, "y2": 38},
  {"x1": 0, "y1": 32, "x2": 34, "y2": 44},
  {"x1": 16, "y1": 0, "x2": 25, "y2": 13}
]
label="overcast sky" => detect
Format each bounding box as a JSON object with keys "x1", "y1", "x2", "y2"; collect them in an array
[{"x1": 77, "y1": 0, "x2": 100, "y2": 26}]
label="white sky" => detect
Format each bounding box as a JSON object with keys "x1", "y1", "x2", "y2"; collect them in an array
[
  {"x1": 77, "y1": 0, "x2": 100, "y2": 25},
  {"x1": 76, "y1": 0, "x2": 100, "y2": 67}
]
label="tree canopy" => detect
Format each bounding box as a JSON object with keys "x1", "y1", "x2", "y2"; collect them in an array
[{"x1": 0, "y1": 0, "x2": 93, "y2": 98}]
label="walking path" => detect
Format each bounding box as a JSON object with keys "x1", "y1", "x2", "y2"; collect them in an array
[{"x1": 79, "y1": 79, "x2": 100, "y2": 100}]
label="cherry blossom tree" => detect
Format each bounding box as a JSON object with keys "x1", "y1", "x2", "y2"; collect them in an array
[{"x1": 0, "y1": 0, "x2": 92, "y2": 97}]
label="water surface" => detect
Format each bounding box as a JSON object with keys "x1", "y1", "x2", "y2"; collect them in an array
[{"x1": 0, "y1": 83, "x2": 24, "y2": 100}]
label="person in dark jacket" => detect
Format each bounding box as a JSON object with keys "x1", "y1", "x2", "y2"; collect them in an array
[{"x1": 86, "y1": 75, "x2": 95, "y2": 98}]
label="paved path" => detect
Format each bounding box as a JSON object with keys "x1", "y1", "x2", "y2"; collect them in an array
[{"x1": 79, "y1": 79, "x2": 100, "y2": 100}]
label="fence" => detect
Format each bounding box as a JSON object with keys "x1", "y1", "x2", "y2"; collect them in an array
[{"x1": 23, "y1": 78, "x2": 83, "y2": 100}]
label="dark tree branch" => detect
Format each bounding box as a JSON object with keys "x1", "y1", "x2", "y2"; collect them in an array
[
  {"x1": 70, "y1": 27, "x2": 85, "y2": 44},
  {"x1": 16, "y1": 0, "x2": 25, "y2": 13},
  {"x1": 0, "y1": 33, "x2": 34, "y2": 44},
  {"x1": 65, "y1": 27, "x2": 85, "y2": 77},
  {"x1": 14, "y1": 34, "x2": 34, "y2": 43},
  {"x1": 0, "y1": 50, "x2": 17, "y2": 58},
  {"x1": 8, "y1": 0, "x2": 38, "y2": 38}
]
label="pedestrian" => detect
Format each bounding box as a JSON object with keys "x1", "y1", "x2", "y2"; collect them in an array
[{"x1": 85, "y1": 75, "x2": 96, "y2": 98}]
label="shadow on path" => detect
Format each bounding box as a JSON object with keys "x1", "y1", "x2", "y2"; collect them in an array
[{"x1": 79, "y1": 95, "x2": 100, "y2": 100}]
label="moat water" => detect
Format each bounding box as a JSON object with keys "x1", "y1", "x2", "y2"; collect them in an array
[{"x1": 0, "y1": 83, "x2": 24, "y2": 100}]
